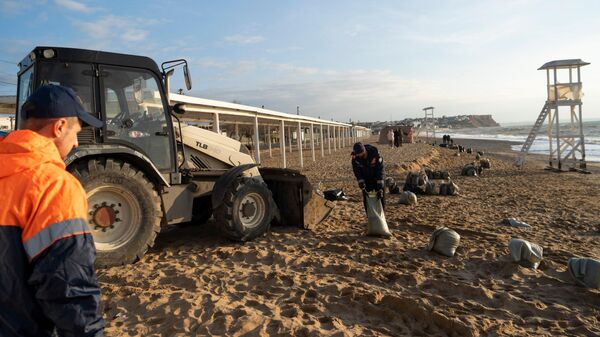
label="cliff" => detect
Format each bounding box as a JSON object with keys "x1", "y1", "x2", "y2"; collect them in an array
[{"x1": 466, "y1": 115, "x2": 500, "y2": 128}]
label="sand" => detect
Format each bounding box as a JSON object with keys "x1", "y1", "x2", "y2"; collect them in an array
[{"x1": 98, "y1": 137, "x2": 600, "y2": 337}]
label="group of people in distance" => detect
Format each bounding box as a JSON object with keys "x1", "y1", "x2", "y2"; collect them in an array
[
  {"x1": 442, "y1": 134, "x2": 454, "y2": 146},
  {"x1": 386, "y1": 128, "x2": 403, "y2": 148}
]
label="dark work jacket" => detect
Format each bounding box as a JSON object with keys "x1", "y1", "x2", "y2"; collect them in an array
[
  {"x1": 0, "y1": 131, "x2": 104, "y2": 337},
  {"x1": 351, "y1": 144, "x2": 384, "y2": 191}
]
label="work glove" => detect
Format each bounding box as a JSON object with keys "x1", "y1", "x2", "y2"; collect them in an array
[
  {"x1": 358, "y1": 181, "x2": 366, "y2": 190},
  {"x1": 376, "y1": 181, "x2": 384, "y2": 191},
  {"x1": 376, "y1": 189, "x2": 384, "y2": 200}
]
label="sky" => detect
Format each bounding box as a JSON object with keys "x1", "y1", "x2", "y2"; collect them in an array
[{"x1": 1, "y1": 0, "x2": 600, "y2": 124}]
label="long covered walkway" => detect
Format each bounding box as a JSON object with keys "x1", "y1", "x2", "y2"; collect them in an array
[{"x1": 170, "y1": 93, "x2": 371, "y2": 168}]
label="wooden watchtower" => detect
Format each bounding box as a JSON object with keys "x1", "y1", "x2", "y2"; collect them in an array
[
  {"x1": 515, "y1": 59, "x2": 590, "y2": 170},
  {"x1": 422, "y1": 106, "x2": 436, "y2": 144}
]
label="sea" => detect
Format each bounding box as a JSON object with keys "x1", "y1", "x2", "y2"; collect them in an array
[{"x1": 444, "y1": 120, "x2": 600, "y2": 162}]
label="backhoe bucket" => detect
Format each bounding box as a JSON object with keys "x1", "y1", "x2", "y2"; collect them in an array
[{"x1": 259, "y1": 168, "x2": 335, "y2": 230}]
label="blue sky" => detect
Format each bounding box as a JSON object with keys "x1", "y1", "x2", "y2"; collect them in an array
[{"x1": 1, "y1": 0, "x2": 600, "y2": 123}]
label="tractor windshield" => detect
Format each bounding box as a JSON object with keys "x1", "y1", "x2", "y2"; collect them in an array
[{"x1": 17, "y1": 61, "x2": 97, "y2": 129}]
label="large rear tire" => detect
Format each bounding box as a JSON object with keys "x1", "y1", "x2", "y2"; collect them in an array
[
  {"x1": 214, "y1": 177, "x2": 274, "y2": 241},
  {"x1": 71, "y1": 158, "x2": 162, "y2": 267}
]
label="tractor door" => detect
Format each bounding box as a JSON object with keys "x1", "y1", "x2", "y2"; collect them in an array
[{"x1": 99, "y1": 65, "x2": 174, "y2": 171}]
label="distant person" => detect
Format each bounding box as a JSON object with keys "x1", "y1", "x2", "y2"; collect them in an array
[
  {"x1": 393, "y1": 129, "x2": 400, "y2": 148},
  {"x1": 0, "y1": 85, "x2": 105, "y2": 336},
  {"x1": 386, "y1": 128, "x2": 394, "y2": 148},
  {"x1": 351, "y1": 142, "x2": 385, "y2": 212}
]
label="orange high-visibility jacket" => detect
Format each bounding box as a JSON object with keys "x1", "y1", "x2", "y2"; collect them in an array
[{"x1": 0, "y1": 130, "x2": 104, "y2": 337}]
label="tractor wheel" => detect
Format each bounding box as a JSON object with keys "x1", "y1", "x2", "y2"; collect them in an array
[
  {"x1": 71, "y1": 158, "x2": 162, "y2": 267},
  {"x1": 214, "y1": 177, "x2": 275, "y2": 241}
]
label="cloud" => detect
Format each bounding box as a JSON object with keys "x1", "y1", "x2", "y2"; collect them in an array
[
  {"x1": 54, "y1": 0, "x2": 94, "y2": 13},
  {"x1": 224, "y1": 34, "x2": 265, "y2": 45},
  {"x1": 196, "y1": 68, "x2": 441, "y2": 121},
  {"x1": 273, "y1": 63, "x2": 319, "y2": 76},
  {"x1": 73, "y1": 15, "x2": 156, "y2": 45},
  {"x1": 0, "y1": 0, "x2": 33, "y2": 14}
]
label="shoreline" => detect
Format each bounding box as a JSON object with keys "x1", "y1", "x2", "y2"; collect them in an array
[{"x1": 430, "y1": 137, "x2": 600, "y2": 173}]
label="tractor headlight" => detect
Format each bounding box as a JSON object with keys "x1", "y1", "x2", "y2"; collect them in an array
[{"x1": 42, "y1": 49, "x2": 56, "y2": 59}]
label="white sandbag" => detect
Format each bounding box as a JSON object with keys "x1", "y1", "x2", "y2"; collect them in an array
[
  {"x1": 427, "y1": 227, "x2": 460, "y2": 257},
  {"x1": 508, "y1": 238, "x2": 543, "y2": 269},
  {"x1": 568, "y1": 257, "x2": 600, "y2": 289},
  {"x1": 504, "y1": 218, "x2": 531, "y2": 228},
  {"x1": 365, "y1": 192, "x2": 391, "y2": 237},
  {"x1": 399, "y1": 191, "x2": 418, "y2": 205}
]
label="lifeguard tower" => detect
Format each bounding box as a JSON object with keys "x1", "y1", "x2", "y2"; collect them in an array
[
  {"x1": 422, "y1": 106, "x2": 436, "y2": 144},
  {"x1": 515, "y1": 59, "x2": 590, "y2": 170}
]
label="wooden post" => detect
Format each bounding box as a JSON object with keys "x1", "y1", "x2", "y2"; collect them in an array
[
  {"x1": 310, "y1": 123, "x2": 315, "y2": 161},
  {"x1": 288, "y1": 126, "x2": 293, "y2": 153},
  {"x1": 213, "y1": 113, "x2": 220, "y2": 134},
  {"x1": 254, "y1": 114, "x2": 260, "y2": 164},
  {"x1": 297, "y1": 121, "x2": 303, "y2": 168},
  {"x1": 267, "y1": 125, "x2": 272, "y2": 157},
  {"x1": 333, "y1": 126, "x2": 337, "y2": 151},
  {"x1": 280, "y1": 120, "x2": 286, "y2": 168},
  {"x1": 320, "y1": 124, "x2": 324, "y2": 158},
  {"x1": 327, "y1": 125, "x2": 331, "y2": 154}
]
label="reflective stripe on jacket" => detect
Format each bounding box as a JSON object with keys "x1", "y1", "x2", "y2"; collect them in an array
[{"x1": 0, "y1": 130, "x2": 104, "y2": 337}]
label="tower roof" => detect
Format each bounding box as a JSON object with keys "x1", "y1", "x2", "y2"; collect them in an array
[{"x1": 538, "y1": 59, "x2": 590, "y2": 70}]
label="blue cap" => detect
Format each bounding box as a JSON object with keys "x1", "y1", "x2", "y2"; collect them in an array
[
  {"x1": 22, "y1": 84, "x2": 103, "y2": 128},
  {"x1": 353, "y1": 142, "x2": 365, "y2": 154}
]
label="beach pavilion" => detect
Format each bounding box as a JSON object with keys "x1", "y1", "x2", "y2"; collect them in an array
[{"x1": 169, "y1": 93, "x2": 371, "y2": 169}]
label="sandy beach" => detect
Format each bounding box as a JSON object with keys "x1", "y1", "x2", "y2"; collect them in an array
[{"x1": 98, "y1": 137, "x2": 600, "y2": 337}]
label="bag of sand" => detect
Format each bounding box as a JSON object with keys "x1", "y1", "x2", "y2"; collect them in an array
[
  {"x1": 365, "y1": 192, "x2": 391, "y2": 237},
  {"x1": 508, "y1": 238, "x2": 543, "y2": 269},
  {"x1": 568, "y1": 257, "x2": 600, "y2": 289},
  {"x1": 427, "y1": 227, "x2": 460, "y2": 257}
]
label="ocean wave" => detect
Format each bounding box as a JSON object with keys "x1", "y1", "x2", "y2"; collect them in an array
[{"x1": 444, "y1": 122, "x2": 600, "y2": 162}]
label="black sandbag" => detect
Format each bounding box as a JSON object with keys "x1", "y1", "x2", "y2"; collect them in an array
[
  {"x1": 439, "y1": 181, "x2": 459, "y2": 196},
  {"x1": 424, "y1": 180, "x2": 438, "y2": 195},
  {"x1": 323, "y1": 188, "x2": 348, "y2": 201},
  {"x1": 461, "y1": 164, "x2": 478, "y2": 176}
]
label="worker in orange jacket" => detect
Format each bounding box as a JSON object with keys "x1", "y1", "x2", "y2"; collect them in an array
[{"x1": 0, "y1": 85, "x2": 105, "y2": 336}]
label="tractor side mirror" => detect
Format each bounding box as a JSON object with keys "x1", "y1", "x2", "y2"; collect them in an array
[
  {"x1": 172, "y1": 103, "x2": 186, "y2": 114},
  {"x1": 183, "y1": 65, "x2": 192, "y2": 90}
]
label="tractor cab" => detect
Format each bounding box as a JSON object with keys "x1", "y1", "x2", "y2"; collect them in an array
[{"x1": 16, "y1": 47, "x2": 189, "y2": 174}]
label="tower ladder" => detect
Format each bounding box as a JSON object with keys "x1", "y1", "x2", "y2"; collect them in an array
[{"x1": 514, "y1": 102, "x2": 549, "y2": 168}]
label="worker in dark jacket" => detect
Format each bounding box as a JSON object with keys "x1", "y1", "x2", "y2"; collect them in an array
[
  {"x1": 351, "y1": 142, "x2": 385, "y2": 211},
  {"x1": 0, "y1": 85, "x2": 105, "y2": 337}
]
